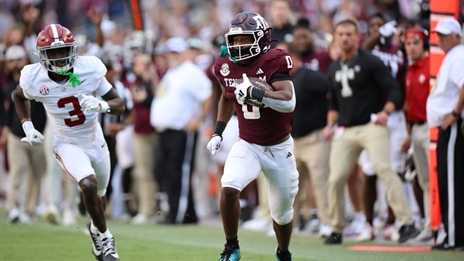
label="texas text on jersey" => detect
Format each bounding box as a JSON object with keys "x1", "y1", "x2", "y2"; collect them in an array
[
  {"x1": 19, "y1": 56, "x2": 112, "y2": 143},
  {"x1": 213, "y1": 48, "x2": 295, "y2": 145}
]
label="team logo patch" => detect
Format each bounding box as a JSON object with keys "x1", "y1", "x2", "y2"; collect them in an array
[
  {"x1": 220, "y1": 63, "x2": 230, "y2": 76},
  {"x1": 39, "y1": 86, "x2": 49, "y2": 95},
  {"x1": 61, "y1": 86, "x2": 67, "y2": 92}
]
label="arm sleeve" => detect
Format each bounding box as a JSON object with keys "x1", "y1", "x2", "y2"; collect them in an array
[
  {"x1": 19, "y1": 74, "x2": 34, "y2": 100},
  {"x1": 269, "y1": 72, "x2": 290, "y2": 84},
  {"x1": 371, "y1": 56, "x2": 402, "y2": 109},
  {"x1": 94, "y1": 58, "x2": 112, "y2": 97},
  {"x1": 95, "y1": 77, "x2": 113, "y2": 97}
]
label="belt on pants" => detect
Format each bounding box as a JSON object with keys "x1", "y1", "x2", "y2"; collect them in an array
[{"x1": 409, "y1": 120, "x2": 426, "y2": 127}]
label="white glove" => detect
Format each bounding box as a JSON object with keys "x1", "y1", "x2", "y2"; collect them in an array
[
  {"x1": 378, "y1": 20, "x2": 397, "y2": 37},
  {"x1": 234, "y1": 73, "x2": 252, "y2": 104},
  {"x1": 21, "y1": 121, "x2": 44, "y2": 146},
  {"x1": 207, "y1": 135, "x2": 223, "y2": 155},
  {"x1": 78, "y1": 93, "x2": 110, "y2": 113}
]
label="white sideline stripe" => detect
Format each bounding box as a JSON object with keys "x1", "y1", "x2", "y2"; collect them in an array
[{"x1": 447, "y1": 123, "x2": 457, "y2": 246}]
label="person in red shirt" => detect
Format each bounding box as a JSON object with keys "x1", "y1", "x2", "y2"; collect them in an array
[{"x1": 402, "y1": 28, "x2": 432, "y2": 242}]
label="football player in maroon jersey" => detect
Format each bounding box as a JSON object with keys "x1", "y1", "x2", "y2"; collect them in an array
[{"x1": 207, "y1": 12, "x2": 298, "y2": 261}]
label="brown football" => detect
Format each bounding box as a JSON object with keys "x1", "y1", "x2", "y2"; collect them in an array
[{"x1": 235, "y1": 77, "x2": 273, "y2": 108}]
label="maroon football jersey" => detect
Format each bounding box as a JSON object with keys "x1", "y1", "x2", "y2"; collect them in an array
[
  {"x1": 371, "y1": 45, "x2": 406, "y2": 84},
  {"x1": 213, "y1": 49, "x2": 295, "y2": 145},
  {"x1": 301, "y1": 50, "x2": 332, "y2": 74},
  {"x1": 371, "y1": 44, "x2": 407, "y2": 106}
]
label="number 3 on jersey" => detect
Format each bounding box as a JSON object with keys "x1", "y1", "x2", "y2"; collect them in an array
[{"x1": 57, "y1": 96, "x2": 86, "y2": 127}]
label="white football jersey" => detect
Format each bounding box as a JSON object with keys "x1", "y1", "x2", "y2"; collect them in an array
[{"x1": 20, "y1": 56, "x2": 112, "y2": 143}]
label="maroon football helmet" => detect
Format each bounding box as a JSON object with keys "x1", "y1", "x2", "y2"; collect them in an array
[
  {"x1": 225, "y1": 12, "x2": 271, "y2": 62},
  {"x1": 36, "y1": 24, "x2": 77, "y2": 73}
]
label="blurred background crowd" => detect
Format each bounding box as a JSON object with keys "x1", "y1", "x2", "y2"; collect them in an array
[{"x1": 1, "y1": 0, "x2": 464, "y2": 246}]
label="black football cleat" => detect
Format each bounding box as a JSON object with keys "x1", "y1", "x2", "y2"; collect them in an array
[
  {"x1": 218, "y1": 243, "x2": 241, "y2": 261},
  {"x1": 101, "y1": 234, "x2": 119, "y2": 261},
  {"x1": 276, "y1": 247, "x2": 293, "y2": 261},
  {"x1": 398, "y1": 224, "x2": 420, "y2": 243},
  {"x1": 324, "y1": 232, "x2": 342, "y2": 245},
  {"x1": 87, "y1": 220, "x2": 103, "y2": 261}
]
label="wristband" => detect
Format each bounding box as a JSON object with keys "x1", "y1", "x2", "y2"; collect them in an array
[
  {"x1": 250, "y1": 86, "x2": 265, "y2": 102},
  {"x1": 99, "y1": 100, "x2": 110, "y2": 113},
  {"x1": 213, "y1": 121, "x2": 227, "y2": 136},
  {"x1": 22, "y1": 120, "x2": 34, "y2": 134},
  {"x1": 451, "y1": 110, "x2": 460, "y2": 117}
]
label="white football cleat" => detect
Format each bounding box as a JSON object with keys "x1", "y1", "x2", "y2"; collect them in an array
[
  {"x1": 8, "y1": 208, "x2": 20, "y2": 223},
  {"x1": 44, "y1": 204, "x2": 60, "y2": 225},
  {"x1": 62, "y1": 209, "x2": 77, "y2": 226},
  {"x1": 356, "y1": 223, "x2": 375, "y2": 241},
  {"x1": 318, "y1": 224, "x2": 332, "y2": 238}
]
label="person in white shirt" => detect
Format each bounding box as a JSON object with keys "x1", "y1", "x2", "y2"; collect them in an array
[
  {"x1": 150, "y1": 37, "x2": 212, "y2": 224},
  {"x1": 427, "y1": 18, "x2": 464, "y2": 251},
  {"x1": 13, "y1": 24, "x2": 125, "y2": 261}
]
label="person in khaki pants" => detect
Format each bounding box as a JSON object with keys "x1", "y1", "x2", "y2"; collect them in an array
[
  {"x1": 5, "y1": 131, "x2": 46, "y2": 223},
  {"x1": 323, "y1": 20, "x2": 419, "y2": 244},
  {"x1": 129, "y1": 53, "x2": 159, "y2": 224},
  {"x1": 277, "y1": 41, "x2": 331, "y2": 237},
  {"x1": 2, "y1": 45, "x2": 47, "y2": 223}
]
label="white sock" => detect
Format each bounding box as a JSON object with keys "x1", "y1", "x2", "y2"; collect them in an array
[
  {"x1": 101, "y1": 229, "x2": 112, "y2": 239},
  {"x1": 90, "y1": 220, "x2": 99, "y2": 234},
  {"x1": 355, "y1": 212, "x2": 366, "y2": 222}
]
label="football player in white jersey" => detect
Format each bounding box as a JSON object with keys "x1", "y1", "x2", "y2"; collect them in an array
[{"x1": 13, "y1": 24, "x2": 124, "y2": 261}]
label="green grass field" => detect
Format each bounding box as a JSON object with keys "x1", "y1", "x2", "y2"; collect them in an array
[{"x1": 1, "y1": 213, "x2": 463, "y2": 261}]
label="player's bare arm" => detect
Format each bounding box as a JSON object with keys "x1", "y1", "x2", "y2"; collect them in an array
[
  {"x1": 363, "y1": 33, "x2": 382, "y2": 50},
  {"x1": 101, "y1": 88, "x2": 125, "y2": 115},
  {"x1": 12, "y1": 85, "x2": 31, "y2": 120},
  {"x1": 265, "y1": 80, "x2": 294, "y2": 101},
  {"x1": 259, "y1": 79, "x2": 295, "y2": 113},
  {"x1": 13, "y1": 85, "x2": 45, "y2": 146}
]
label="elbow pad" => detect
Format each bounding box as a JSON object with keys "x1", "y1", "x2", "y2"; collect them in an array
[{"x1": 261, "y1": 85, "x2": 296, "y2": 113}]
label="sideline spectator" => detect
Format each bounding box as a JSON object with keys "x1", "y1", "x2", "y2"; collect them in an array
[
  {"x1": 151, "y1": 37, "x2": 211, "y2": 224},
  {"x1": 323, "y1": 19, "x2": 418, "y2": 245},
  {"x1": 427, "y1": 18, "x2": 464, "y2": 251}
]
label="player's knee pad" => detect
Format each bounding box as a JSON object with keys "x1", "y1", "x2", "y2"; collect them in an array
[
  {"x1": 97, "y1": 188, "x2": 107, "y2": 197},
  {"x1": 271, "y1": 207, "x2": 294, "y2": 226}
]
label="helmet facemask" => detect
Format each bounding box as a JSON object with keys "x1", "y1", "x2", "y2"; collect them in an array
[
  {"x1": 225, "y1": 29, "x2": 265, "y2": 62},
  {"x1": 38, "y1": 43, "x2": 77, "y2": 74}
]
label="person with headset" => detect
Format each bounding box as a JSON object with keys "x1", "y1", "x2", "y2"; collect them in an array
[{"x1": 401, "y1": 27, "x2": 432, "y2": 242}]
